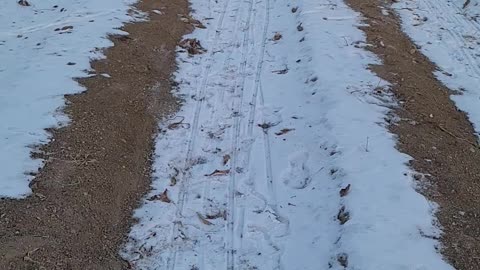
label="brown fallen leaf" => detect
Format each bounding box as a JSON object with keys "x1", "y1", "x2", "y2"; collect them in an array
[
  {"x1": 275, "y1": 128, "x2": 295, "y2": 136},
  {"x1": 205, "y1": 169, "x2": 230, "y2": 176},
  {"x1": 206, "y1": 210, "x2": 227, "y2": 220},
  {"x1": 179, "y1": 38, "x2": 206, "y2": 55},
  {"x1": 339, "y1": 184, "x2": 351, "y2": 197},
  {"x1": 222, "y1": 154, "x2": 231, "y2": 165},
  {"x1": 147, "y1": 189, "x2": 171, "y2": 203},
  {"x1": 197, "y1": 212, "x2": 213, "y2": 225}
]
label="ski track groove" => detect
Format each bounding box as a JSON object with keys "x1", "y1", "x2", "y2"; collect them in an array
[
  {"x1": 420, "y1": 0, "x2": 480, "y2": 78},
  {"x1": 197, "y1": 0, "x2": 245, "y2": 268},
  {"x1": 226, "y1": 0, "x2": 255, "y2": 267},
  {"x1": 167, "y1": 0, "x2": 233, "y2": 268}
]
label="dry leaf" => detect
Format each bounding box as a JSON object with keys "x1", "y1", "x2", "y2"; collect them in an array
[
  {"x1": 196, "y1": 212, "x2": 213, "y2": 225},
  {"x1": 206, "y1": 210, "x2": 227, "y2": 220},
  {"x1": 205, "y1": 169, "x2": 230, "y2": 176},
  {"x1": 148, "y1": 189, "x2": 171, "y2": 203},
  {"x1": 275, "y1": 128, "x2": 295, "y2": 136},
  {"x1": 273, "y1": 33, "x2": 282, "y2": 41},
  {"x1": 272, "y1": 68, "x2": 289, "y2": 74},
  {"x1": 179, "y1": 38, "x2": 206, "y2": 55}
]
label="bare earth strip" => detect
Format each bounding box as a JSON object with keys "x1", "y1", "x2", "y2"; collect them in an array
[
  {"x1": 347, "y1": 0, "x2": 480, "y2": 269},
  {"x1": 0, "y1": 0, "x2": 189, "y2": 269}
]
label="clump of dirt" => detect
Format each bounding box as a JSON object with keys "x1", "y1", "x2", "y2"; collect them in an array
[
  {"x1": 346, "y1": 0, "x2": 480, "y2": 269},
  {"x1": 0, "y1": 0, "x2": 191, "y2": 269}
]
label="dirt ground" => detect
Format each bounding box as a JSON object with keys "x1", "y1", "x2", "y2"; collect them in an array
[
  {"x1": 0, "y1": 0, "x2": 190, "y2": 269},
  {"x1": 347, "y1": 0, "x2": 480, "y2": 269}
]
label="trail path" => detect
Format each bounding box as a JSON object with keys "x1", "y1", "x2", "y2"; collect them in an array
[{"x1": 123, "y1": 0, "x2": 453, "y2": 269}]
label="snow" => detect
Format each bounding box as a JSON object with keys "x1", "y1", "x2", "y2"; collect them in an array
[
  {"x1": 123, "y1": 0, "x2": 454, "y2": 269},
  {"x1": 0, "y1": 0, "x2": 138, "y2": 198},
  {"x1": 394, "y1": 0, "x2": 480, "y2": 138}
]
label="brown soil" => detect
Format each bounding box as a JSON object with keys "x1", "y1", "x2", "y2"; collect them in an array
[
  {"x1": 346, "y1": 0, "x2": 480, "y2": 269},
  {"x1": 0, "y1": 0, "x2": 191, "y2": 269}
]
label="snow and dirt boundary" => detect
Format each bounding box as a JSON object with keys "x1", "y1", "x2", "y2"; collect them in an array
[
  {"x1": 0, "y1": 0, "x2": 139, "y2": 198},
  {"x1": 122, "y1": 0, "x2": 453, "y2": 269}
]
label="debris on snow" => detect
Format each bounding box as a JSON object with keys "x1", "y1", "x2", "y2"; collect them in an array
[
  {"x1": 204, "y1": 169, "x2": 230, "y2": 176},
  {"x1": 275, "y1": 128, "x2": 295, "y2": 136},
  {"x1": 196, "y1": 212, "x2": 213, "y2": 225},
  {"x1": 297, "y1": 23, "x2": 304, "y2": 31},
  {"x1": 147, "y1": 189, "x2": 172, "y2": 203},
  {"x1": 179, "y1": 38, "x2": 206, "y2": 55},
  {"x1": 337, "y1": 206, "x2": 350, "y2": 225},
  {"x1": 273, "y1": 32, "x2": 283, "y2": 41},
  {"x1": 337, "y1": 253, "x2": 349, "y2": 268},
  {"x1": 17, "y1": 0, "x2": 30, "y2": 7},
  {"x1": 339, "y1": 184, "x2": 351, "y2": 197},
  {"x1": 222, "y1": 154, "x2": 231, "y2": 165}
]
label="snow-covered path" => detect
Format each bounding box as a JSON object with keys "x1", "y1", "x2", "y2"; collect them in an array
[
  {"x1": 123, "y1": 0, "x2": 454, "y2": 269},
  {"x1": 395, "y1": 0, "x2": 480, "y2": 137},
  {"x1": 0, "y1": 0, "x2": 136, "y2": 198}
]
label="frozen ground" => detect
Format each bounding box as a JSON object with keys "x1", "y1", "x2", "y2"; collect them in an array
[
  {"x1": 395, "y1": 0, "x2": 480, "y2": 137},
  {"x1": 122, "y1": 0, "x2": 454, "y2": 269},
  {"x1": 0, "y1": 0, "x2": 137, "y2": 198}
]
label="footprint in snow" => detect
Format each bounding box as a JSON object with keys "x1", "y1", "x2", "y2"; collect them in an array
[{"x1": 281, "y1": 151, "x2": 311, "y2": 189}]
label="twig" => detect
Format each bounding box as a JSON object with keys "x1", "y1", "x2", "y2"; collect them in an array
[{"x1": 436, "y1": 124, "x2": 478, "y2": 148}]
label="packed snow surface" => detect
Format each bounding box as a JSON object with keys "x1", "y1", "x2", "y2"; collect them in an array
[
  {"x1": 0, "y1": 0, "x2": 137, "y2": 198},
  {"x1": 123, "y1": 0, "x2": 455, "y2": 269}
]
